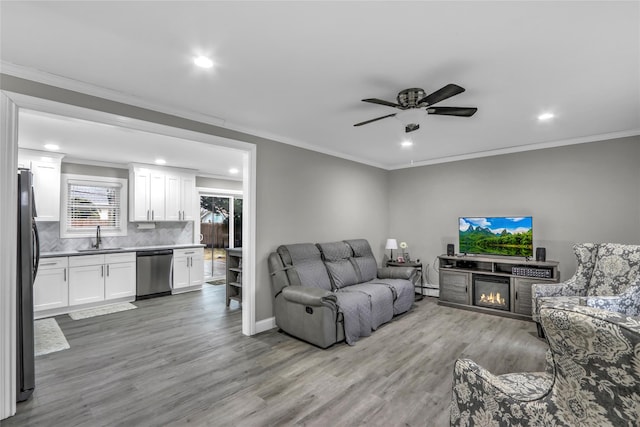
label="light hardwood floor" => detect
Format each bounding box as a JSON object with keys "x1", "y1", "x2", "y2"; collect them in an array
[{"x1": 7, "y1": 285, "x2": 548, "y2": 426}]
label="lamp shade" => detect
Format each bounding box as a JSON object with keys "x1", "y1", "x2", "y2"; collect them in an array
[{"x1": 385, "y1": 239, "x2": 398, "y2": 250}]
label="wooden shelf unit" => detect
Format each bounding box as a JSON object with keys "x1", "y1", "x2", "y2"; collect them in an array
[
  {"x1": 225, "y1": 248, "x2": 242, "y2": 307},
  {"x1": 437, "y1": 254, "x2": 559, "y2": 321}
]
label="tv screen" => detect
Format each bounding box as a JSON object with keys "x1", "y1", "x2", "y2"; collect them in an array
[{"x1": 459, "y1": 216, "x2": 533, "y2": 257}]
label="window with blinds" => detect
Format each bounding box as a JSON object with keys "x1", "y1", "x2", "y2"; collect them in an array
[{"x1": 61, "y1": 174, "x2": 128, "y2": 238}]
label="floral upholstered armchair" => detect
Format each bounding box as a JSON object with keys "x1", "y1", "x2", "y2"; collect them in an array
[
  {"x1": 450, "y1": 302, "x2": 640, "y2": 426},
  {"x1": 531, "y1": 243, "x2": 640, "y2": 336}
]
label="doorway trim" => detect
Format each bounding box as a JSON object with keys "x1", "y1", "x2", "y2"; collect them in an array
[
  {"x1": 0, "y1": 93, "x2": 19, "y2": 419},
  {"x1": 0, "y1": 90, "x2": 257, "y2": 419}
]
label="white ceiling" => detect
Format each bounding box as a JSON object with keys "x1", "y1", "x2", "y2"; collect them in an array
[
  {"x1": 18, "y1": 109, "x2": 245, "y2": 179},
  {"x1": 1, "y1": 1, "x2": 639, "y2": 170}
]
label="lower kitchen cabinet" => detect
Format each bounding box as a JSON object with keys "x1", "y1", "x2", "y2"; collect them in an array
[
  {"x1": 173, "y1": 248, "x2": 204, "y2": 290},
  {"x1": 68, "y1": 252, "x2": 136, "y2": 306},
  {"x1": 105, "y1": 257, "x2": 137, "y2": 299},
  {"x1": 34, "y1": 257, "x2": 68, "y2": 311},
  {"x1": 69, "y1": 254, "x2": 105, "y2": 306}
]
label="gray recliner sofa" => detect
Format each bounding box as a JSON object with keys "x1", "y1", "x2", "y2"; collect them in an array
[{"x1": 268, "y1": 239, "x2": 417, "y2": 348}]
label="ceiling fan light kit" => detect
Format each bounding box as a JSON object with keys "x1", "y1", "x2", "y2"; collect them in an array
[{"x1": 355, "y1": 83, "x2": 478, "y2": 133}]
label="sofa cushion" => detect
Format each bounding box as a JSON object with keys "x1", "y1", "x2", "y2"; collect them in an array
[
  {"x1": 345, "y1": 239, "x2": 378, "y2": 282},
  {"x1": 317, "y1": 241, "x2": 352, "y2": 261},
  {"x1": 277, "y1": 243, "x2": 332, "y2": 291},
  {"x1": 587, "y1": 243, "x2": 640, "y2": 296},
  {"x1": 365, "y1": 278, "x2": 415, "y2": 315},
  {"x1": 325, "y1": 260, "x2": 360, "y2": 288},
  {"x1": 318, "y1": 242, "x2": 359, "y2": 288},
  {"x1": 340, "y1": 283, "x2": 394, "y2": 330}
]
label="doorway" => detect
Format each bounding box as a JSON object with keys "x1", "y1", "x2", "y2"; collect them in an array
[
  {"x1": 200, "y1": 194, "x2": 243, "y2": 281},
  {"x1": 2, "y1": 88, "x2": 258, "y2": 418}
]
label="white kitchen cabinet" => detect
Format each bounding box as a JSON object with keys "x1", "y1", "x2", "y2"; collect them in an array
[
  {"x1": 180, "y1": 174, "x2": 196, "y2": 221},
  {"x1": 172, "y1": 254, "x2": 190, "y2": 289},
  {"x1": 149, "y1": 170, "x2": 166, "y2": 221},
  {"x1": 165, "y1": 172, "x2": 181, "y2": 221},
  {"x1": 104, "y1": 253, "x2": 137, "y2": 300},
  {"x1": 129, "y1": 165, "x2": 195, "y2": 222},
  {"x1": 34, "y1": 257, "x2": 68, "y2": 312},
  {"x1": 131, "y1": 168, "x2": 151, "y2": 221},
  {"x1": 69, "y1": 256, "x2": 105, "y2": 306},
  {"x1": 18, "y1": 149, "x2": 64, "y2": 222},
  {"x1": 68, "y1": 265, "x2": 105, "y2": 305},
  {"x1": 164, "y1": 172, "x2": 196, "y2": 221},
  {"x1": 173, "y1": 248, "x2": 204, "y2": 290},
  {"x1": 68, "y1": 252, "x2": 136, "y2": 305}
]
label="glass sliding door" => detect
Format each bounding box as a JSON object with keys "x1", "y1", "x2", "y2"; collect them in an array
[{"x1": 200, "y1": 194, "x2": 242, "y2": 281}]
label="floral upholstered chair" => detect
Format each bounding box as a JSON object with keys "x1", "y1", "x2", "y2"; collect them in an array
[
  {"x1": 531, "y1": 243, "x2": 640, "y2": 336},
  {"x1": 450, "y1": 302, "x2": 640, "y2": 426}
]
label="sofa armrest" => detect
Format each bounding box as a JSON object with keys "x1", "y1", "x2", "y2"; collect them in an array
[
  {"x1": 532, "y1": 281, "x2": 573, "y2": 299},
  {"x1": 531, "y1": 280, "x2": 588, "y2": 321},
  {"x1": 377, "y1": 266, "x2": 416, "y2": 280},
  {"x1": 281, "y1": 286, "x2": 337, "y2": 307},
  {"x1": 453, "y1": 359, "x2": 552, "y2": 402}
]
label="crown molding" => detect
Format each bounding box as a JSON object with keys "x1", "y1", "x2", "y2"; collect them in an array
[{"x1": 387, "y1": 129, "x2": 640, "y2": 170}]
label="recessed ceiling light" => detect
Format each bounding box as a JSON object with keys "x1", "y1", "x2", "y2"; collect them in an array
[
  {"x1": 44, "y1": 143, "x2": 60, "y2": 151},
  {"x1": 155, "y1": 159, "x2": 167, "y2": 165},
  {"x1": 538, "y1": 112, "x2": 555, "y2": 121},
  {"x1": 229, "y1": 168, "x2": 239, "y2": 175},
  {"x1": 401, "y1": 140, "x2": 413, "y2": 148},
  {"x1": 193, "y1": 55, "x2": 214, "y2": 69}
]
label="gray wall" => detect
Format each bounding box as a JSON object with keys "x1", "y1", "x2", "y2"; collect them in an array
[
  {"x1": 388, "y1": 136, "x2": 640, "y2": 284},
  {"x1": 2, "y1": 74, "x2": 388, "y2": 323},
  {"x1": 196, "y1": 176, "x2": 242, "y2": 191},
  {"x1": 255, "y1": 138, "x2": 388, "y2": 319},
  {"x1": 62, "y1": 162, "x2": 128, "y2": 178}
]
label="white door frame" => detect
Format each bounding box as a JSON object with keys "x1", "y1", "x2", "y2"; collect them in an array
[
  {"x1": 0, "y1": 93, "x2": 19, "y2": 420},
  {"x1": 0, "y1": 91, "x2": 257, "y2": 419}
]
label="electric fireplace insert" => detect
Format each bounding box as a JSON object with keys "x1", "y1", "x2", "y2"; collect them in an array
[{"x1": 473, "y1": 274, "x2": 510, "y2": 311}]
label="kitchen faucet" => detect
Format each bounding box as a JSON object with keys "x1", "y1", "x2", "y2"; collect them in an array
[{"x1": 92, "y1": 225, "x2": 101, "y2": 249}]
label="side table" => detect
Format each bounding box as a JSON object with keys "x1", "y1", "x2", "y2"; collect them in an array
[{"x1": 386, "y1": 260, "x2": 424, "y2": 301}]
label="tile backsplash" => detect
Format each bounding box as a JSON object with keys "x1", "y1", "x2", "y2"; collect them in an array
[{"x1": 38, "y1": 221, "x2": 194, "y2": 252}]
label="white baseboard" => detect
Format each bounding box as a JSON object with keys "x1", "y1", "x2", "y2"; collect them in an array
[{"x1": 255, "y1": 317, "x2": 277, "y2": 334}]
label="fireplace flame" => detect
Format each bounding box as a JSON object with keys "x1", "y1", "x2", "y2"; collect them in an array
[{"x1": 480, "y1": 292, "x2": 506, "y2": 306}]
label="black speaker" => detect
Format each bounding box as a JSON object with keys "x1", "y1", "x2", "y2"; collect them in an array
[
  {"x1": 536, "y1": 247, "x2": 546, "y2": 262},
  {"x1": 447, "y1": 244, "x2": 455, "y2": 256}
]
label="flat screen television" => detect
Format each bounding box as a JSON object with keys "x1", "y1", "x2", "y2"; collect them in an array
[{"x1": 459, "y1": 216, "x2": 533, "y2": 257}]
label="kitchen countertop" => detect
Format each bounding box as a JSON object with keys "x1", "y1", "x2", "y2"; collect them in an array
[{"x1": 41, "y1": 243, "x2": 206, "y2": 258}]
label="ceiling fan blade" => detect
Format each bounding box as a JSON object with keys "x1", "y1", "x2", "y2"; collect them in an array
[
  {"x1": 362, "y1": 98, "x2": 402, "y2": 108},
  {"x1": 420, "y1": 84, "x2": 465, "y2": 106},
  {"x1": 354, "y1": 113, "x2": 397, "y2": 127},
  {"x1": 427, "y1": 107, "x2": 478, "y2": 117}
]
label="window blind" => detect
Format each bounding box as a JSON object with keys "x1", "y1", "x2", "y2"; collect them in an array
[{"x1": 66, "y1": 181, "x2": 122, "y2": 231}]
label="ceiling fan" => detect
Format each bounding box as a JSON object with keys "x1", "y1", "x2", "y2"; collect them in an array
[{"x1": 354, "y1": 84, "x2": 477, "y2": 133}]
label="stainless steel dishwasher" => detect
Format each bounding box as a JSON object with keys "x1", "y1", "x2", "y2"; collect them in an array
[{"x1": 136, "y1": 249, "x2": 173, "y2": 300}]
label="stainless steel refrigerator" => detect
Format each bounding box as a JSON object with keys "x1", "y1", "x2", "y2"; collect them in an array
[{"x1": 17, "y1": 168, "x2": 39, "y2": 402}]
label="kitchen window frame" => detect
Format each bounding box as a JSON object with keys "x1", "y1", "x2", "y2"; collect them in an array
[{"x1": 60, "y1": 173, "x2": 128, "y2": 238}]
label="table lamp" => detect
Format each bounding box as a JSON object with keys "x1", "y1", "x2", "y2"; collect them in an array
[{"x1": 385, "y1": 238, "x2": 398, "y2": 261}]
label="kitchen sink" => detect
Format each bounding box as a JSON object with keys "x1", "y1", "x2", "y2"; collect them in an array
[{"x1": 77, "y1": 247, "x2": 124, "y2": 253}]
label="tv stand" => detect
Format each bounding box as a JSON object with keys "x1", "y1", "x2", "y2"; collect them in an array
[{"x1": 437, "y1": 254, "x2": 559, "y2": 321}]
